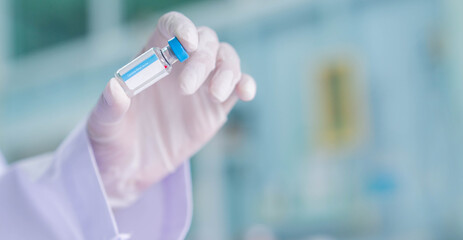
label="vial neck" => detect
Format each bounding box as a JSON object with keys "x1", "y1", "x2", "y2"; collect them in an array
[{"x1": 160, "y1": 46, "x2": 178, "y2": 65}]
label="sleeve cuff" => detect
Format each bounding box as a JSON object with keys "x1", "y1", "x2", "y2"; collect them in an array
[
  {"x1": 113, "y1": 161, "x2": 193, "y2": 240},
  {"x1": 58, "y1": 122, "x2": 193, "y2": 240},
  {"x1": 52, "y1": 122, "x2": 119, "y2": 239}
]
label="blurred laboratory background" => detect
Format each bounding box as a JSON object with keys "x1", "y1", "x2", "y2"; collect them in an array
[{"x1": 1, "y1": 0, "x2": 463, "y2": 239}]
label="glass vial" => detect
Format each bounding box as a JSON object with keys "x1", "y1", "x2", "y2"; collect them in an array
[{"x1": 115, "y1": 37, "x2": 189, "y2": 97}]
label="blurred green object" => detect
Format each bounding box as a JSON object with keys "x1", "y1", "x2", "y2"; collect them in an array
[
  {"x1": 12, "y1": 0, "x2": 88, "y2": 57},
  {"x1": 123, "y1": 0, "x2": 213, "y2": 21}
]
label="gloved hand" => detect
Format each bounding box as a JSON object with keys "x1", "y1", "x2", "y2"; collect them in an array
[{"x1": 87, "y1": 12, "x2": 256, "y2": 207}]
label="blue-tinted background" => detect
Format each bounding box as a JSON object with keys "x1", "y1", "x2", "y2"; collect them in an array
[{"x1": 1, "y1": 0, "x2": 463, "y2": 239}]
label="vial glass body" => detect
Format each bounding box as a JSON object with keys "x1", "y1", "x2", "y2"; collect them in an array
[{"x1": 115, "y1": 46, "x2": 177, "y2": 97}]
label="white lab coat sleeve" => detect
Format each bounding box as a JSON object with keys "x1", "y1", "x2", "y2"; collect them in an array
[{"x1": 0, "y1": 122, "x2": 192, "y2": 240}]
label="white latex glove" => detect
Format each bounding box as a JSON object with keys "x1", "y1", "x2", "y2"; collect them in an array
[{"x1": 87, "y1": 12, "x2": 256, "y2": 207}]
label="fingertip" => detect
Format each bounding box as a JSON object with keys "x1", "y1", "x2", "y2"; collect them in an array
[
  {"x1": 180, "y1": 62, "x2": 208, "y2": 95},
  {"x1": 104, "y1": 78, "x2": 131, "y2": 116},
  {"x1": 209, "y1": 43, "x2": 241, "y2": 102},
  {"x1": 210, "y1": 70, "x2": 235, "y2": 102},
  {"x1": 237, "y1": 74, "x2": 257, "y2": 102}
]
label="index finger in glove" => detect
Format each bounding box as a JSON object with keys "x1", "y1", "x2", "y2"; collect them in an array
[{"x1": 155, "y1": 11, "x2": 198, "y2": 52}]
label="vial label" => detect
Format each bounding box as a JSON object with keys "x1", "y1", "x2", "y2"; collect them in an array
[{"x1": 117, "y1": 50, "x2": 167, "y2": 91}]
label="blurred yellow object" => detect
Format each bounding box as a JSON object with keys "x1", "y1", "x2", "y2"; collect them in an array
[{"x1": 316, "y1": 54, "x2": 368, "y2": 150}]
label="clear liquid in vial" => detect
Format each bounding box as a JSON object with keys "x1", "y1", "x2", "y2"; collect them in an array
[{"x1": 115, "y1": 48, "x2": 169, "y2": 97}]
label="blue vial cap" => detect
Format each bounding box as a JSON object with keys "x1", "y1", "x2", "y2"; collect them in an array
[{"x1": 168, "y1": 37, "x2": 189, "y2": 62}]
